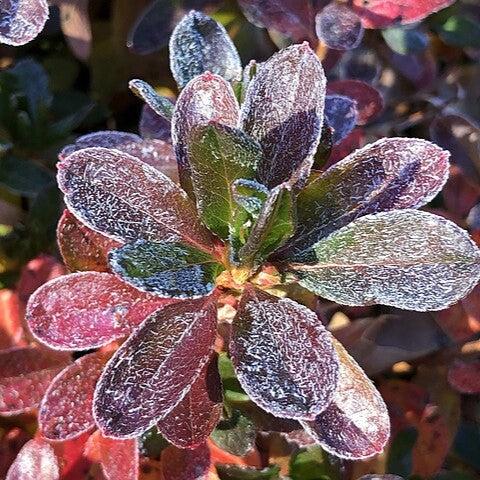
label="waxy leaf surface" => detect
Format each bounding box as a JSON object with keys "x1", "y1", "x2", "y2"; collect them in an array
[
  {"x1": 27, "y1": 272, "x2": 170, "y2": 350},
  {"x1": 230, "y1": 287, "x2": 339, "y2": 420},
  {"x1": 240, "y1": 43, "x2": 326, "y2": 188},
  {"x1": 169, "y1": 10, "x2": 242, "y2": 89},
  {"x1": 292, "y1": 210, "x2": 480, "y2": 311},
  {"x1": 157, "y1": 353, "x2": 223, "y2": 449},
  {"x1": 57, "y1": 209, "x2": 121, "y2": 272},
  {"x1": 302, "y1": 339, "x2": 390, "y2": 459},
  {"x1": 39, "y1": 351, "x2": 109, "y2": 441},
  {"x1": 129, "y1": 79, "x2": 174, "y2": 120},
  {"x1": 324, "y1": 94, "x2": 358, "y2": 144},
  {"x1": 58, "y1": 147, "x2": 214, "y2": 252},
  {"x1": 0, "y1": 0, "x2": 49, "y2": 46},
  {"x1": 188, "y1": 123, "x2": 261, "y2": 239},
  {"x1": 109, "y1": 240, "x2": 224, "y2": 298},
  {"x1": 172, "y1": 72, "x2": 239, "y2": 195},
  {"x1": 94, "y1": 295, "x2": 218, "y2": 437},
  {"x1": 0, "y1": 347, "x2": 70, "y2": 415},
  {"x1": 315, "y1": 3, "x2": 364, "y2": 50},
  {"x1": 277, "y1": 138, "x2": 450, "y2": 259}
]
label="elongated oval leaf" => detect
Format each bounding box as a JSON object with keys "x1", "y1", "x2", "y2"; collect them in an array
[
  {"x1": 240, "y1": 43, "x2": 326, "y2": 188},
  {"x1": 129, "y1": 79, "x2": 174, "y2": 121},
  {"x1": 301, "y1": 339, "x2": 390, "y2": 459},
  {"x1": 39, "y1": 351, "x2": 109, "y2": 441},
  {"x1": 0, "y1": 347, "x2": 70, "y2": 415},
  {"x1": 324, "y1": 94, "x2": 358, "y2": 145},
  {"x1": 0, "y1": 0, "x2": 49, "y2": 46},
  {"x1": 172, "y1": 72, "x2": 239, "y2": 196},
  {"x1": 94, "y1": 295, "x2": 218, "y2": 437},
  {"x1": 109, "y1": 240, "x2": 224, "y2": 298},
  {"x1": 169, "y1": 10, "x2": 242, "y2": 89},
  {"x1": 26, "y1": 272, "x2": 170, "y2": 350},
  {"x1": 230, "y1": 287, "x2": 339, "y2": 420},
  {"x1": 276, "y1": 137, "x2": 450, "y2": 259},
  {"x1": 57, "y1": 147, "x2": 214, "y2": 253},
  {"x1": 157, "y1": 353, "x2": 222, "y2": 449},
  {"x1": 188, "y1": 123, "x2": 262, "y2": 239},
  {"x1": 291, "y1": 210, "x2": 480, "y2": 311}
]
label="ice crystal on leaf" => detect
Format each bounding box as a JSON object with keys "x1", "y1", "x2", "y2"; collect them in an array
[{"x1": 23, "y1": 10, "x2": 480, "y2": 465}]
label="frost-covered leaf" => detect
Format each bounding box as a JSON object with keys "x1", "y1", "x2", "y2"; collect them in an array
[
  {"x1": 324, "y1": 94, "x2": 358, "y2": 144},
  {"x1": 315, "y1": 3, "x2": 364, "y2": 50},
  {"x1": 238, "y1": 184, "x2": 295, "y2": 266},
  {"x1": 169, "y1": 10, "x2": 242, "y2": 89},
  {"x1": 57, "y1": 209, "x2": 121, "y2": 273},
  {"x1": 161, "y1": 442, "x2": 211, "y2": 480},
  {"x1": 0, "y1": 346, "x2": 70, "y2": 415},
  {"x1": 240, "y1": 43, "x2": 326, "y2": 188},
  {"x1": 448, "y1": 359, "x2": 480, "y2": 394},
  {"x1": 57, "y1": 147, "x2": 214, "y2": 253},
  {"x1": 230, "y1": 287, "x2": 339, "y2": 420},
  {"x1": 327, "y1": 80, "x2": 384, "y2": 125},
  {"x1": 39, "y1": 351, "x2": 109, "y2": 441},
  {"x1": 276, "y1": 138, "x2": 450, "y2": 259},
  {"x1": 292, "y1": 210, "x2": 480, "y2": 311},
  {"x1": 129, "y1": 79, "x2": 174, "y2": 121},
  {"x1": 232, "y1": 179, "x2": 268, "y2": 217},
  {"x1": 188, "y1": 123, "x2": 261, "y2": 239},
  {"x1": 211, "y1": 409, "x2": 256, "y2": 456},
  {"x1": 172, "y1": 72, "x2": 239, "y2": 196},
  {"x1": 301, "y1": 338, "x2": 390, "y2": 459},
  {"x1": 0, "y1": 0, "x2": 49, "y2": 46},
  {"x1": 109, "y1": 240, "x2": 224, "y2": 298},
  {"x1": 26, "y1": 272, "x2": 170, "y2": 350},
  {"x1": 94, "y1": 295, "x2": 218, "y2": 437},
  {"x1": 6, "y1": 438, "x2": 59, "y2": 480},
  {"x1": 157, "y1": 353, "x2": 222, "y2": 449}
]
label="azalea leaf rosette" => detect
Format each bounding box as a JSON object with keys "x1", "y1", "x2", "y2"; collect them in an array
[{"x1": 25, "y1": 12, "x2": 480, "y2": 461}]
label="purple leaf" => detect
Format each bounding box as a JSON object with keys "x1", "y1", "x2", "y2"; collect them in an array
[
  {"x1": 315, "y1": 3, "x2": 364, "y2": 50},
  {"x1": 161, "y1": 442, "x2": 211, "y2": 480},
  {"x1": 324, "y1": 94, "x2": 358, "y2": 144},
  {"x1": 26, "y1": 272, "x2": 171, "y2": 350},
  {"x1": 230, "y1": 286, "x2": 339, "y2": 420},
  {"x1": 172, "y1": 72, "x2": 239, "y2": 195},
  {"x1": 301, "y1": 339, "x2": 390, "y2": 459},
  {"x1": 169, "y1": 10, "x2": 242, "y2": 89},
  {"x1": 240, "y1": 43, "x2": 326, "y2": 188},
  {"x1": 157, "y1": 353, "x2": 223, "y2": 449},
  {"x1": 139, "y1": 104, "x2": 171, "y2": 142},
  {"x1": 291, "y1": 210, "x2": 480, "y2": 311},
  {"x1": 0, "y1": 0, "x2": 49, "y2": 46},
  {"x1": 57, "y1": 147, "x2": 215, "y2": 253},
  {"x1": 338, "y1": 47, "x2": 381, "y2": 84},
  {"x1": 94, "y1": 295, "x2": 218, "y2": 438}
]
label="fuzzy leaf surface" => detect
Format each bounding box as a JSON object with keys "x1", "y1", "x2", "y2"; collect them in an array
[
  {"x1": 232, "y1": 179, "x2": 269, "y2": 217},
  {"x1": 302, "y1": 339, "x2": 390, "y2": 459},
  {"x1": 27, "y1": 272, "x2": 170, "y2": 350},
  {"x1": 292, "y1": 210, "x2": 480, "y2": 311},
  {"x1": 157, "y1": 353, "x2": 223, "y2": 449},
  {"x1": 57, "y1": 147, "x2": 214, "y2": 253},
  {"x1": 324, "y1": 94, "x2": 358, "y2": 144},
  {"x1": 276, "y1": 137, "x2": 450, "y2": 259},
  {"x1": 230, "y1": 287, "x2": 339, "y2": 420},
  {"x1": 240, "y1": 43, "x2": 326, "y2": 188},
  {"x1": 129, "y1": 79, "x2": 174, "y2": 120},
  {"x1": 94, "y1": 295, "x2": 218, "y2": 437},
  {"x1": 169, "y1": 10, "x2": 242, "y2": 89},
  {"x1": 172, "y1": 72, "x2": 239, "y2": 195}
]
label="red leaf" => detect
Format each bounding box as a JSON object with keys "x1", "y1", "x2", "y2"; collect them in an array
[
  {"x1": 94, "y1": 295, "x2": 218, "y2": 438},
  {"x1": 324, "y1": 128, "x2": 365, "y2": 169},
  {"x1": 0, "y1": 290, "x2": 24, "y2": 349},
  {"x1": 157, "y1": 353, "x2": 223, "y2": 449},
  {"x1": 57, "y1": 209, "x2": 121, "y2": 273},
  {"x1": 6, "y1": 438, "x2": 59, "y2": 480},
  {"x1": 448, "y1": 359, "x2": 480, "y2": 394},
  {"x1": 0, "y1": 346, "x2": 70, "y2": 415},
  {"x1": 230, "y1": 287, "x2": 338, "y2": 420},
  {"x1": 51, "y1": 432, "x2": 92, "y2": 478},
  {"x1": 161, "y1": 443, "x2": 212, "y2": 480},
  {"x1": 0, "y1": 428, "x2": 30, "y2": 478},
  {"x1": 39, "y1": 351, "x2": 110, "y2": 441},
  {"x1": 26, "y1": 272, "x2": 171, "y2": 350}
]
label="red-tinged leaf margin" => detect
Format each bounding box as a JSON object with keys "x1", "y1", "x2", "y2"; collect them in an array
[{"x1": 447, "y1": 359, "x2": 480, "y2": 394}]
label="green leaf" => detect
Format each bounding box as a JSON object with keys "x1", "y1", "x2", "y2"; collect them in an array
[
  {"x1": 216, "y1": 464, "x2": 281, "y2": 480},
  {"x1": 290, "y1": 446, "x2": 338, "y2": 480},
  {"x1": 211, "y1": 409, "x2": 256, "y2": 456},
  {"x1": 188, "y1": 123, "x2": 262, "y2": 239},
  {"x1": 382, "y1": 26, "x2": 429, "y2": 55},
  {"x1": 109, "y1": 240, "x2": 224, "y2": 299},
  {"x1": 232, "y1": 179, "x2": 269, "y2": 217},
  {"x1": 387, "y1": 428, "x2": 417, "y2": 478},
  {"x1": 434, "y1": 14, "x2": 480, "y2": 49},
  {"x1": 129, "y1": 79, "x2": 174, "y2": 121}
]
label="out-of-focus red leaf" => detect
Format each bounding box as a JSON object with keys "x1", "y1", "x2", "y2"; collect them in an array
[
  {"x1": 85, "y1": 431, "x2": 139, "y2": 480},
  {"x1": 6, "y1": 438, "x2": 59, "y2": 480},
  {"x1": 0, "y1": 428, "x2": 30, "y2": 478},
  {"x1": 208, "y1": 439, "x2": 262, "y2": 469},
  {"x1": 26, "y1": 272, "x2": 171, "y2": 350},
  {"x1": 161, "y1": 442, "x2": 212, "y2": 480},
  {"x1": 324, "y1": 128, "x2": 365, "y2": 169},
  {"x1": 0, "y1": 346, "x2": 70, "y2": 415},
  {"x1": 448, "y1": 359, "x2": 480, "y2": 394},
  {"x1": 57, "y1": 209, "x2": 121, "y2": 273},
  {"x1": 442, "y1": 165, "x2": 480, "y2": 219},
  {"x1": 51, "y1": 432, "x2": 92, "y2": 478},
  {"x1": 39, "y1": 351, "x2": 110, "y2": 441},
  {"x1": 157, "y1": 353, "x2": 223, "y2": 449},
  {"x1": 0, "y1": 290, "x2": 24, "y2": 349}
]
